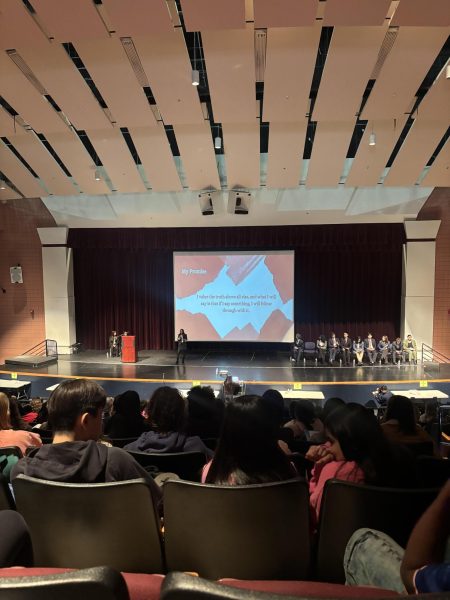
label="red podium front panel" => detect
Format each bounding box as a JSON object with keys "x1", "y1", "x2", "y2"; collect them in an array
[{"x1": 121, "y1": 335, "x2": 136, "y2": 363}]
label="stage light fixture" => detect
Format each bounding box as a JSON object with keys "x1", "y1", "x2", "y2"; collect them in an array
[
  {"x1": 446, "y1": 64, "x2": 450, "y2": 79},
  {"x1": 214, "y1": 135, "x2": 221, "y2": 149},
  {"x1": 0, "y1": 179, "x2": 6, "y2": 190},
  {"x1": 94, "y1": 168, "x2": 101, "y2": 181},
  {"x1": 369, "y1": 132, "x2": 376, "y2": 146},
  {"x1": 191, "y1": 69, "x2": 200, "y2": 86}
]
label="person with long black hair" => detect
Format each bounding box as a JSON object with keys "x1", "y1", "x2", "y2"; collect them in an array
[
  {"x1": 307, "y1": 403, "x2": 415, "y2": 522},
  {"x1": 202, "y1": 394, "x2": 296, "y2": 485},
  {"x1": 382, "y1": 395, "x2": 434, "y2": 451}
]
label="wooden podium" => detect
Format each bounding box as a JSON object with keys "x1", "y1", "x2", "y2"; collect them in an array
[{"x1": 121, "y1": 335, "x2": 136, "y2": 363}]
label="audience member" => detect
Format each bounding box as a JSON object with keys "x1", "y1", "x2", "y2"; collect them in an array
[
  {"x1": 382, "y1": 395, "x2": 435, "y2": 454},
  {"x1": 11, "y1": 379, "x2": 162, "y2": 507},
  {"x1": 104, "y1": 390, "x2": 149, "y2": 439},
  {"x1": 32, "y1": 401, "x2": 50, "y2": 430},
  {"x1": 306, "y1": 403, "x2": 415, "y2": 522},
  {"x1": 7, "y1": 396, "x2": 31, "y2": 431},
  {"x1": 261, "y1": 388, "x2": 294, "y2": 448},
  {"x1": 344, "y1": 480, "x2": 450, "y2": 594},
  {"x1": 284, "y1": 399, "x2": 325, "y2": 443},
  {"x1": 20, "y1": 399, "x2": 41, "y2": 424},
  {"x1": 367, "y1": 385, "x2": 392, "y2": 409},
  {"x1": 0, "y1": 393, "x2": 42, "y2": 455},
  {"x1": 186, "y1": 385, "x2": 224, "y2": 439},
  {"x1": 203, "y1": 394, "x2": 297, "y2": 484},
  {"x1": 124, "y1": 387, "x2": 212, "y2": 457},
  {"x1": 321, "y1": 397, "x2": 346, "y2": 421}
]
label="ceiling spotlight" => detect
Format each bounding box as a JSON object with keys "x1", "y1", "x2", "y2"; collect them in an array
[
  {"x1": 94, "y1": 168, "x2": 101, "y2": 181},
  {"x1": 0, "y1": 179, "x2": 6, "y2": 190},
  {"x1": 191, "y1": 69, "x2": 200, "y2": 86},
  {"x1": 369, "y1": 132, "x2": 376, "y2": 146},
  {"x1": 214, "y1": 135, "x2": 221, "y2": 149},
  {"x1": 446, "y1": 64, "x2": 450, "y2": 79}
]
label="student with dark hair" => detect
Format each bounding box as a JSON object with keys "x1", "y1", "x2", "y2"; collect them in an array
[
  {"x1": 307, "y1": 403, "x2": 414, "y2": 521},
  {"x1": 0, "y1": 393, "x2": 42, "y2": 455},
  {"x1": 124, "y1": 387, "x2": 212, "y2": 456},
  {"x1": 382, "y1": 395, "x2": 434, "y2": 451},
  {"x1": 321, "y1": 397, "x2": 346, "y2": 422},
  {"x1": 11, "y1": 379, "x2": 162, "y2": 506},
  {"x1": 186, "y1": 385, "x2": 224, "y2": 439},
  {"x1": 261, "y1": 388, "x2": 294, "y2": 448},
  {"x1": 202, "y1": 394, "x2": 297, "y2": 485},
  {"x1": 104, "y1": 390, "x2": 148, "y2": 439},
  {"x1": 7, "y1": 396, "x2": 31, "y2": 431},
  {"x1": 284, "y1": 399, "x2": 325, "y2": 443},
  {"x1": 316, "y1": 335, "x2": 327, "y2": 365}
]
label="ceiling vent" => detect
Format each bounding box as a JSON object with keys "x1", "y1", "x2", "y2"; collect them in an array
[
  {"x1": 370, "y1": 28, "x2": 398, "y2": 80},
  {"x1": 121, "y1": 37, "x2": 149, "y2": 87},
  {"x1": 255, "y1": 30, "x2": 267, "y2": 83},
  {"x1": 6, "y1": 50, "x2": 47, "y2": 95}
]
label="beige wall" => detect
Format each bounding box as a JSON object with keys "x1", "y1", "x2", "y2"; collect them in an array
[
  {"x1": 418, "y1": 188, "x2": 450, "y2": 359},
  {"x1": 0, "y1": 198, "x2": 55, "y2": 364}
]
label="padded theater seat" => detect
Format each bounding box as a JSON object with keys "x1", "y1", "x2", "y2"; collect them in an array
[{"x1": 0, "y1": 568, "x2": 164, "y2": 600}]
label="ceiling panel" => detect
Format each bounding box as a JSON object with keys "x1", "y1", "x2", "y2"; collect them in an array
[
  {"x1": 87, "y1": 128, "x2": 147, "y2": 193},
  {"x1": 0, "y1": 52, "x2": 67, "y2": 134},
  {"x1": 0, "y1": 0, "x2": 49, "y2": 49},
  {"x1": 201, "y1": 29, "x2": 256, "y2": 123},
  {"x1": 133, "y1": 31, "x2": 204, "y2": 125},
  {"x1": 414, "y1": 71, "x2": 449, "y2": 121},
  {"x1": 384, "y1": 121, "x2": 448, "y2": 186},
  {"x1": 323, "y1": 0, "x2": 391, "y2": 26},
  {"x1": 420, "y1": 140, "x2": 450, "y2": 187},
  {"x1": 361, "y1": 28, "x2": 449, "y2": 120},
  {"x1": 222, "y1": 122, "x2": 260, "y2": 189},
  {"x1": 75, "y1": 38, "x2": 157, "y2": 129},
  {"x1": 101, "y1": 0, "x2": 174, "y2": 36},
  {"x1": 10, "y1": 133, "x2": 77, "y2": 196},
  {"x1": 31, "y1": 0, "x2": 108, "y2": 41},
  {"x1": 45, "y1": 131, "x2": 110, "y2": 195},
  {"x1": 128, "y1": 124, "x2": 183, "y2": 192},
  {"x1": 346, "y1": 118, "x2": 407, "y2": 186},
  {"x1": 420, "y1": 142, "x2": 450, "y2": 187},
  {"x1": 266, "y1": 122, "x2": 306, "y2": 188},
  {"x1": 306, "y1": 121, "x2": 354, "y2": 186},
  {"x1": 391, "y1": 0, "x2": 450, "y2": 26},
  {"x1": 0, "y1": 108, "x2": 22, "y2": 138},
  {"x1": 254, "y1": 0, "x2": 318, "y2": 28},
  {"x1": 0, "y1": 184, "x2": 21, "y2": 201},
  {"x1": 180, "y1": 0, "x2": 245, "y2": 31},
  {"x1": 173, "y1": 123, "x2": 220, "y2": 190},
  {"x1": 263, "y1": 25, "x2": 321, "y2": 123},
  {"x1": 18, "y1": 44, "x2": 111, "y2": 131},
  {"x1": 0, "y1": 143, "x2": 47, "y2": 198},
  {"x1": 313, "y1": 27, "x2": 386, "y2": 121}
]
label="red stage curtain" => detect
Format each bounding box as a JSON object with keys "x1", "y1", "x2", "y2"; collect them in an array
[{"x1": 69, "y1": 224, "x2": 405, "y2": 351}]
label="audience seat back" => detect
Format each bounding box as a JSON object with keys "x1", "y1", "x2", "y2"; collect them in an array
[
  {"x1": 164, "y1": 478, "x2": 310, "y2": 580},
  {"x1": 0, "y1": 473, "x2": 15, "y2": 510},
  {"x1": 416, "y1": 455, "x2": 450, "y2": 488},
  {"x1": 0, "y1": 566, "x2": 129, "y2": 600},
  {"x1": 127, "y1": 451, "x2": 206, "y2": 481},
  {"x1": 13, "y1": 475, "x2": 164, "y2": 573},
  {"x1": 316, "y1": 479, "x2": 440, "y2": 583}
]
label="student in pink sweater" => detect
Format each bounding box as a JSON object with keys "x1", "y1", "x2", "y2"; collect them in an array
[{"x1": 307, "y1": 403, "x2": 415, "y2": 523}]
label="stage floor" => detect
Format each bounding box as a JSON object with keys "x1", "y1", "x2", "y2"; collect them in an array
[{"x1": 1, "y1": 349, "x2": 449, "y2": 385}]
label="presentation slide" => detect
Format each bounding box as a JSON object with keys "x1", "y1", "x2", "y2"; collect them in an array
[{"x1": 174, "y1": 252, "x2": 294, "y2": 342}]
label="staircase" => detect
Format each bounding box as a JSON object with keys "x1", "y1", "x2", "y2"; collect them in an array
[{"x1": 5, "y1": 339, "x2": 58, "y2": 368}]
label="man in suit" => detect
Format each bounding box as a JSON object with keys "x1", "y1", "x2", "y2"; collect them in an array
[
  {"x1": 340, "y1": 332, "x2": 352, "y2": 366},
  {"x1": 364, "y1": 333, "x2": 377, "y2": 366},
  {"x1": 328, "y1": 333, "x2": 340, "y2": 365},
  {"x1": 403, "y1": 334, "x2": 417, "y2": 364}
]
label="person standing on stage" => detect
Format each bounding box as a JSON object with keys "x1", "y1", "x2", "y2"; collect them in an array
[
  {"x1": 340, "y1": 332, "x2": 352, "y2": 366},
  {"x1": 108, "y1": 330, "x2": 120, "y2": 358},
  {"x1": 176, "y1": 329, "x2": 188, "y2": 365},
  {"x1": 328, "y1": 332, "x2": 340, "y2": 365}
]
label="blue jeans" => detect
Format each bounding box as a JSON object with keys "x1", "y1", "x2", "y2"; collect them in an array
[{"x1": 344, "y1": 528, "x2": 406, "y2": 593}]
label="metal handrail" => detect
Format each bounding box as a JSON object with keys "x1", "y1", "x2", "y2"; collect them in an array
[
  {"x1": 22, "y1": 339, "x2": 58, "y2": 358},
  {"x1": 422, "y1": 343, "x2": 450, "y2": 364}
]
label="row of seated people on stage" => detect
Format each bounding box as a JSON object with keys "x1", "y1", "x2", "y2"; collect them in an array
[
  {"x1": 0, "y1": 381, "x2": 448, "y2": 594},
  {"x1": 291, "y1": 332, "x2": 418, "y2": 366}
]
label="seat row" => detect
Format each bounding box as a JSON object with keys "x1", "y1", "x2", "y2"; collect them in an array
[{"x1": 0, "y1": 474, "x2": 440, "y2": 584}]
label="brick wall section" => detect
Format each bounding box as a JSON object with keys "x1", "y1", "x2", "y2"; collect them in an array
[
  {"x1": 418, "y1": 188, "x2": 450, "y2": 359},
  {"x1": 0, "y1": 198, "x2": 55, "y2": 364}
]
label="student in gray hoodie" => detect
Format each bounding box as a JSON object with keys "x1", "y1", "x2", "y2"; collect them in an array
[
  {"x1": 124, "y1": 386, "x2": 212, "y2": 458},
  {"x1": 12, "y1": 379, "x2": 162, "y2": 507}
]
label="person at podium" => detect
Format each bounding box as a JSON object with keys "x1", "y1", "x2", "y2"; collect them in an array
[
  {"x1": 108, "y1": 330, "x2": 120, "y2": 358},
  {"x1": 176, "y1": 329, "x2": 188, "y2": 365}
]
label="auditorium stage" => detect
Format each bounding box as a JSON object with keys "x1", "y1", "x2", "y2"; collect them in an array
[{"x1": 1, "y1": 349, "x2": 449, "y2": 384}]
